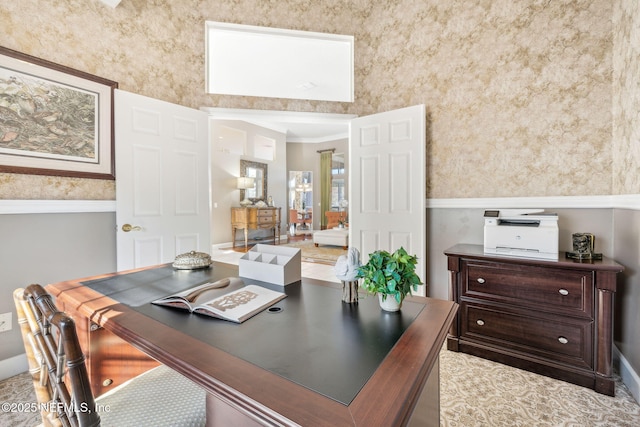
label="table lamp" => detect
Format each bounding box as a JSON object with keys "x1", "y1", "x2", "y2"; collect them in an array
[{"x1": 237, "y1": 176, "x2": 255, "y2": 206}]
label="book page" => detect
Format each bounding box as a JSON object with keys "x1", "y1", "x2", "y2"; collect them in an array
[
  {"x1": 195, "y1": 285, "x2": 286, "y2": 323},
  {"x1": 152, "y1": 277, "x2": 239, "y2": 310}
]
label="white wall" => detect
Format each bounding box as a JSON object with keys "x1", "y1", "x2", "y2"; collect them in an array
[
  {"x1": 426, "y1": 205, "x2": 613, "y2": 300},
  {"x1": 210, "y1": 119, "x2": 287, "y2": 245},
  {"x1": 0, "y1": 209, "x2": 116, "y2": 380}
]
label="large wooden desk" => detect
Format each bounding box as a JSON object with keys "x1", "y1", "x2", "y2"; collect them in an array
[{"x1": 47, "y1": 262, "x2": 457, "y2": 426}]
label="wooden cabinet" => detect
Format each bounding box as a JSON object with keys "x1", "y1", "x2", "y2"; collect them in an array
[
  {"x1": 445, "y1": 244, "x2": 623, "y2": 396},
  {"x1": 231, "y1": 207, "x2": 281, "y2": 249}
]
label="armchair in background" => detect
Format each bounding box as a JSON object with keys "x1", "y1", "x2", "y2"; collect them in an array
[{"x1": 325, "y1": 211, "x2": 348, "y2": 229}]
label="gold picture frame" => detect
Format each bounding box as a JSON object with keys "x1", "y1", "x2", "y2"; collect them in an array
[{"x1": 240, "y1": 160, "x2": 267, "y2": 203}]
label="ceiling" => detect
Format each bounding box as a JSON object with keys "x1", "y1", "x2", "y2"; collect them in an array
[
  {"x1": 254, "y1": 120, "x2": 349, "y2": 143},
  {"x1": 204, "y1": 108, "x2": 355, "y2": 143}
]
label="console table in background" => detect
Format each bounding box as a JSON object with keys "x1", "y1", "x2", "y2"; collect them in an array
[
  {"x1": 231, "y1": 206, "x2": 281, "y2": 249},
  {"x1": 445, "y1": 243, "x2": 624, "y2": 396}
]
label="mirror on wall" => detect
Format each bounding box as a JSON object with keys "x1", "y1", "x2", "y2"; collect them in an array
[
  {"x1": 289, "y1": 171, "x2": 313, "y2": 233},
  {"x1": 240, "y1": 160, "x2": 268, "y2": 203}
]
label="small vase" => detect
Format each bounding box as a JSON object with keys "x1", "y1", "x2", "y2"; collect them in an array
[{"x1": 378, "y1": 294, "x2": 402, "y2": 312}]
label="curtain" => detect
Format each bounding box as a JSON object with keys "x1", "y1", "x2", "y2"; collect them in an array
[{"x1": 320, "y1": 151, "x2": 332, "y2": 229}]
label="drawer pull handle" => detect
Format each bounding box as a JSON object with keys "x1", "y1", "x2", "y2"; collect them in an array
[
  {"x1": 559, "y1": 288, "x2": 569, "y2": 296},
  {"x1": 558, "y1": 336, "x2": 569, "y2": 344},
  {"x1": 476, "y1": 319, "x2": 485, "y2": 326},
  {"x1": 476, "y1": 278, "x2": 486, "y2": 284}
]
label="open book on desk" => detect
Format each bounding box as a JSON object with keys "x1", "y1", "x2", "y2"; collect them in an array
[{"x1": 152, "y1": 277, "x2": 286, "y2": 323}]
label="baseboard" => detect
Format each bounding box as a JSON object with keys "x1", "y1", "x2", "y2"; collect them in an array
[
  {"x1": 211, "y1": 234, "x2": 289, "y2": 251},
  {"x1": 614, "y1": 345, "x2": 640, "y2": 404},
  {"x1": 0, "y1": 353, "x2": 28, "y2": 381},
  {"x1": 211, "y1": 242, "x2": 230, "y2": 251}
]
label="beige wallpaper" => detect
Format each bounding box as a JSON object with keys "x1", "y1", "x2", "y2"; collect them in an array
[
  {"x1": 612, "y1": 0, "x2": 640, "y2": 195},
  {"x1": 364, "y1": 0, "x2": 614, "y2": 198},
  {"x1": 0, "y1": 0, "x2": 634, "y2": 200}
]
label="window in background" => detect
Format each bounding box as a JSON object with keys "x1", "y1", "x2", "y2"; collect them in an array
[{"x1": 331, "y1": 153, "x2": 345, "y2": 209}]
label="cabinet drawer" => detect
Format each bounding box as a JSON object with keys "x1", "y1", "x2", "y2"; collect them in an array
[
  {"x1": 463, "y1": 260, "x2": 593, "y2": 318},
  {"x1": 231, "y1": 209, "x2": 248, "y2": 222},
  {"x1": 460, "y1": 302, "x2": 593, "y2": 369},
  {"x1": 258, "y1": 216, "x2": 275, "y2": 224}
]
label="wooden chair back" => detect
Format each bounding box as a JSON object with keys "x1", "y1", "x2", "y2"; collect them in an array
[{"x1": 14, "y1": 285, "x2": 100, "y2": 427}]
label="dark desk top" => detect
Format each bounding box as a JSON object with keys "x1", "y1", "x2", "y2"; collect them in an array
[
  {"x1": 48, "y1": 262, "x2": 458, "y2": 426},
  {"x1": 80, "y1": 263, "x2": 423, "y2": 405}
]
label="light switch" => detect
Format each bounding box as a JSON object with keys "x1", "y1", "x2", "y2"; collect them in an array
[{"x1": 0, "y1": 312, "x2": 12, "y2": 333}]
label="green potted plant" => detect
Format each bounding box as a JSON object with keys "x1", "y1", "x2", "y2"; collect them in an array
[{"x1": 355, "y1": 247, "x2": 423, "y2": 311}]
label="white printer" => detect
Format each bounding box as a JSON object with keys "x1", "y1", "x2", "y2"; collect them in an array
[{"x1": 483, "y1": 209, "x2": 559, "y2": 260}]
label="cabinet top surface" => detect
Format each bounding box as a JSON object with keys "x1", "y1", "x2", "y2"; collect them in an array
[{"x1": 444, "y1": 243, "x2": 623, "y2": 272}]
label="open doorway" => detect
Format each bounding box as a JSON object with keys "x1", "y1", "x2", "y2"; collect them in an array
[
  {"x1": 289, "y1": 171, "x2": 313, "y2": 235},
  {"x1": 205, "y1": 106, "x2": 425, "y2": 297},
  {"x1": 206, "y1": 108, "x2": 353, "y2": 241}
]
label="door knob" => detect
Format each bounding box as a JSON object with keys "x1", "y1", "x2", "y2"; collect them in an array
[{"x1": 122, "y1": 224, "x2": 142, "y2": 232}]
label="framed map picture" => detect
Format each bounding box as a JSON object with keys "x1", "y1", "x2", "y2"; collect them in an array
[{"x1": 0, "y1": 46, "x2": 117, "y2": 179}]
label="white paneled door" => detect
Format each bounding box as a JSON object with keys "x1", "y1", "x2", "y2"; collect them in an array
[
  {"x1": 115, "y1": 90, "x2": 210, "y2": 271},
  {"x1": 349, "y1": 105, "x2": 426, "y2": 296}
]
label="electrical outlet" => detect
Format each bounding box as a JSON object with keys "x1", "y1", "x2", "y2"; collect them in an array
[{"x1": 0, "y1": 312, "x2": 12, "y2": 332}]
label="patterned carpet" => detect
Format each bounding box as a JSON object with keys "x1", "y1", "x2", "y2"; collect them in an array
[
  {"x1": 279, "y1": 238, "x2": 346, "y2": 265},
  {"x1": 3, "y1": 347, "x2": 639, "y2": 426},
  {"x1": 223, "y1": 237, "x2": 346, "y2": 265},
  {"x1": 0, "y1": 371, "x2": 41, "y2": 427},
  {"x1": 439, "y1": 347, "x2": 640, "y2": 426}
]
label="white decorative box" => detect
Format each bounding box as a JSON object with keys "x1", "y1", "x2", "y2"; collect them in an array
[{"x1": 238, "y1": 244, "x2": 301, "y2": 286}]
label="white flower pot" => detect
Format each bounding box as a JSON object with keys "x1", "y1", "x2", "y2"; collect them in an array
[{"x1": 378, "y1": 294, "x2": 402, "y2": 312}]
